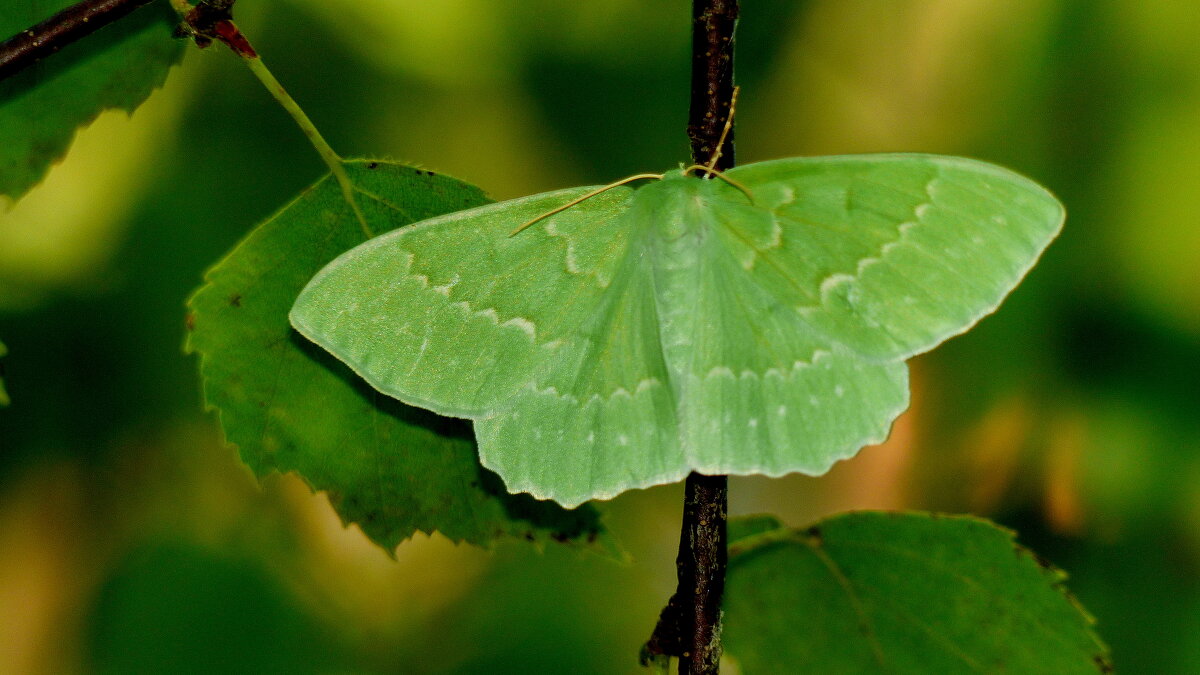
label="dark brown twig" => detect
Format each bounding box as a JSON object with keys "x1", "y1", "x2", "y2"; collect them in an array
[
  {"x1": 641, "y1": 2, "x2": 738, "y2": 674},
  {"x1": 0, "y1": 0, "x2": 159, "y2": 82},
  {"x1": 688, "y1": 0, "x2": 738, "y2": 173},
  {"x1": 675, "y1": 473, "x2": 730, "y2": 673}
]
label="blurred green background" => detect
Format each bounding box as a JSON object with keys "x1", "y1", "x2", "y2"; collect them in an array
[{"x1": 2, "y1": 0, "x2": 1199, "y2": 672}]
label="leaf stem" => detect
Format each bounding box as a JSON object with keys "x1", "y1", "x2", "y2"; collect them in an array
[
  {"x1": 0, "y1": 0, "x2": 159, "y2": 82},
  {"x1": 240, "y1": 54, "x2": 372, "y2": 238},
  {"x1": 175, "y1": 2, "x2": 372, "y2": 238}
]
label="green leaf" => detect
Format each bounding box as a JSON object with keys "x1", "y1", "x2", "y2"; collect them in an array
[
  {"x1": 290, "y1": 154, "x2": 1063, "y2": 507},
  {"x1": 726, "y1": 514, "x2": 785, "y2": 543},
  {"x1": 0, "y1": 339, "x2": 9, "y2": 406},
  {"x1": 0, "y1": 0, "x2": 183, "y2": 201},
  {"x1": 187, "y1": 160, "x2": 614, "y2": 553},
  {"x1": 723, "y1": 512, "x2": 1110, "y2": 674}
]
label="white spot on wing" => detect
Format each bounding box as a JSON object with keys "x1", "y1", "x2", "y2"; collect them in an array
[
  {"x1": 431, "y1": 274, "x2": 459, "y2": 296},
  {"x1": 564, "y1": 248, "x2": 582, "y2": 275},
  {"x1": 766, "y1": 216, "x2": 783, "y2": 249},
  {"x1": 635, "y1": 378, "x2": 660, "y2": 393},
  {"x1": 502, "y1": 317, "x2": 537, "y2": 341},
  {"x1": 925, "y1": 177, "x2": 940, "y2": 200},
  {"x1": 706, "y1": 366, "x2": 735, "y2": 380},
  {"x1": 542, "y1": 209, "x2": 615, "y2": 288},
  {"x1": 819, "y1": 273, "x2": 854, "y2": 298},
  {"x1": 810, "y1": 210, "x2": 924, "y2": 308},
  {"x1": 532, "y1": 383, "x2": 579, "y2": 404}
]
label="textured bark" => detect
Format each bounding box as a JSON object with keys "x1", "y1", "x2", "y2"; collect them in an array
[
  {"x1": 642, "y1": 2, "x2": 738, "y2": 674},
  {"x1": 0, "y1": 0, "x2": 159, "y2": 81},
  {"x1": 688, "y1": 0, "x2": 739, "y2": 171},
  {"x1": 675, "y1": 473, "x2": 730, "y2": 673}
]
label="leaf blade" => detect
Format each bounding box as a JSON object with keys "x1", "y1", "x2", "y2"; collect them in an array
[
  {"x1": 0, "y1": 0, "x2": 184, "y2": 201},
  {"x1": 188, "y1": 161, "x2": 615, "y2": 552},
  {"x1": 724, "y1": 512, "x2": 1110, "y2": 674}
]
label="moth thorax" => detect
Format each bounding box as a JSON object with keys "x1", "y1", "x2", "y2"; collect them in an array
[{"x1": 640, "y1": 179, "x2": 710, "y2": 243}]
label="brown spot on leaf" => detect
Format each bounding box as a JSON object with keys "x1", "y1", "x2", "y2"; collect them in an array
[
  {"x1": 1094, "y1": 654, "x2": 1114, "y2": 673},
  {"x1": 184, "y1": 313, "x2": 195, "y2": 331},
  {"x1": 805, "y1": 525, "x2": 823, "y2": 546},
  {"x1": 366, "y1": 161, "x2": 379, "y2": 170},
  {"x1": 229, "y1": 294, "x2": 242, "y2": 308}
]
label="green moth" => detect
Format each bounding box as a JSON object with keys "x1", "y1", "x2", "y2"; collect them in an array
[{"x1": 290, "y1": 154, "x2": 1063, "y2": 507}]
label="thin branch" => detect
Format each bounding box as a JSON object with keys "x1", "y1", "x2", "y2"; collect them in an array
[
  {"x1": 642, "y1": 2, "x2": 738, "y2": 674},
  {"x1": 678, "y1": 2, "x2": 739, "y2": 672},
  {"x1": 688, "y1": 0, "x2": 739, "y2": 173},
  {"x1": 0, "y1": 0, "x2": 159, "y2": 82},
  {"x1": 675, "y1": 473, "x2": 730, "y2": 674}
]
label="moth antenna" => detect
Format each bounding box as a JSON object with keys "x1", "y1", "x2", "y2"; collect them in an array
[
  {"x1": 704, "y1": 85, "x2": 739, "y2": 172},
  {"x1": 682, "y1": 164, "x2": 755, "y2": 204},
  {"x1": 509, "y1": 173, "x2": 664, "y2": 236}
]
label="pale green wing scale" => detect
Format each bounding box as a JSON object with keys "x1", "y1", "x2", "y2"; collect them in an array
[
  {"x1": 724, "y1": 154, "x2": 1064, "y2": 359},
  {"x1": 291, "y1": 154, "x2": 1063, "y2": 507}
]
